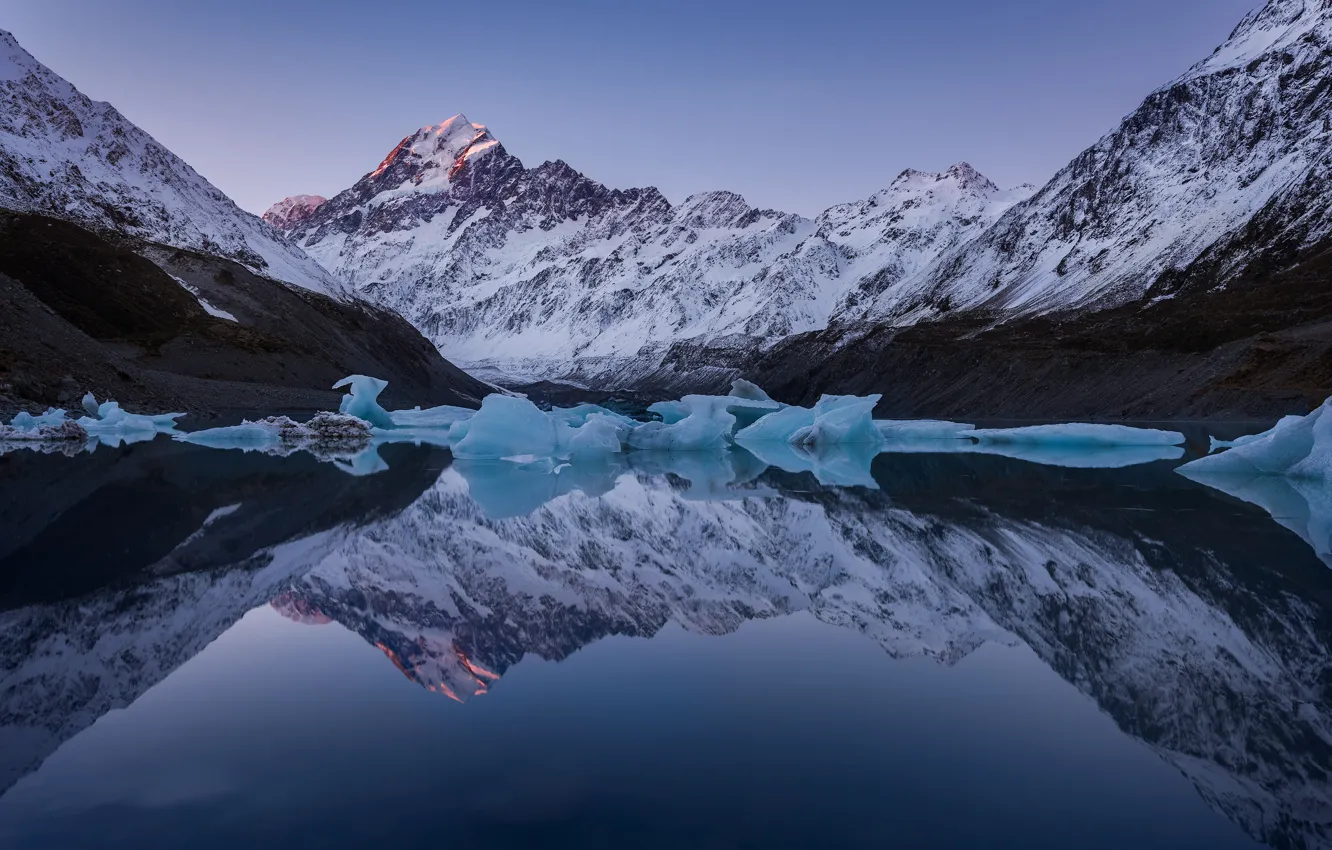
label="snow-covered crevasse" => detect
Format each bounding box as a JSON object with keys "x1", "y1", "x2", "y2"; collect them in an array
[{"x1": 0, "y1": 30, "x2": 346, "y2": 298}]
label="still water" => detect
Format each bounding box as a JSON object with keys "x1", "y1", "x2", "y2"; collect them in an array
[{"x1": 0, "y1": 434, "x2": 1328, "y2": 849}]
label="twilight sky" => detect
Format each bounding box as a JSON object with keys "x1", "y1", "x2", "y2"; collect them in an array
[{"x1": 6, "y1": 0, "x2": 1259, "y2": 216}]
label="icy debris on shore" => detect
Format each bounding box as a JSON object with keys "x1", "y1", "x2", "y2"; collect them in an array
[
  {"x1": 0, "y1": 418, "x2": 88, "y2": 442},
  {"x1": 1182, "y1": 401, "x2": 1332, "y2": 479},
  {"x1": 970, "y1": 423, "x2": 1185, "y2": 447}
]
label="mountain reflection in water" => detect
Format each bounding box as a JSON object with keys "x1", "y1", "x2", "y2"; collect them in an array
[{"x1": 0, "y1": 437, "x2": 1329, "y2": 849}]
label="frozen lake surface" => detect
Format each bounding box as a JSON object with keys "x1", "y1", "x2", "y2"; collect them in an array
[{"x1": 0, "y1": 433, "x2": 1327, "y2": 850}]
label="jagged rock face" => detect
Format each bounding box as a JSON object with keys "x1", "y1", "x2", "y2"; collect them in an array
[
  {"x1": 0, "y1": 30, "x2": 345, "y2": 298},
  {"x1": 274, "y1": 113, "x2": 1027, "y2": 380},
  {"x1": 261, "y1": 194, "x2": 326, "y2": 230},
  {"x1": 866, "y1": 0, "x2": 1332, "y2": 322}
]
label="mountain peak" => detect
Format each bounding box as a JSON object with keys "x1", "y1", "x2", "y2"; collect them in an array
[
  {"x1": 262, "y1": 194, "x2": 328, "y2": 230},
  {"x1": 1177, "y1": 0, "x2": 1331, "y2": 83},
  {"x1": 888, "y1": 163, "x2": 999, "y2": 196},
  {"x1": 368, "y1": 113, "x2": 500, "y2": 184}
]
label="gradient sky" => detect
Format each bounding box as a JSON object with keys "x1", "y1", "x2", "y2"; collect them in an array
[{"x1": 5, "y1": 0, "x2": 1260, "y2": 216}]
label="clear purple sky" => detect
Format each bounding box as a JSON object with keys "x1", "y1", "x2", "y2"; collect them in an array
[{"x1": 7, "y1": 0, "x2": 1259, "y2": 216}]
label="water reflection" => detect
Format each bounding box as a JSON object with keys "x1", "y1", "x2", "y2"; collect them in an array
[{"x1": 0, "y1": 440, "x2": 1330, "y2": 848}]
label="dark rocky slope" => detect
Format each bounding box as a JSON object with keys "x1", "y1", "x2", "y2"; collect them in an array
[
  {"x1": 601, "y1": 232, "x2": 1332, "y2": 421},
  {"x1": 0, "y1": 213, "x2": 489, "y2": 417}
]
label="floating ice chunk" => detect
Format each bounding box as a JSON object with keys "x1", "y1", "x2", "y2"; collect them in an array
[
  {"x1": 334, "y1": 375, "x2": 395, "y2": 430},
  {"x1": 1179, "y1": 400, "x2": 1332, "y2": 479},
  {"x1": 725, "y1": 394, "x2": 782, "y2": 432},
  {"x1": 1208, "y1": 416, "x2": 1304, "y2": 453},
  {"x1": 648, "y1": 400, "x2": 691, "y2": 425},
  {"x1": 389, "y1": 404, "x2": 475, "y2": 429},
  {"x1": 628, "y1": 395, "x2": 736, "y2": 452},
  {"x1": 451, "y1": 395, "x2": 557, "y2": 460},
  {"x1": 548, "y1": 404, "x2": 636, "y2": 430},
  {"x1": 75, "y1": 397, "x2": 184, "y2": 438},
  {"x1": 447, "y1": 418, "x2": 472, "y2": 443},
  {"x1": 729, "y1": 379, "x2": 775, "y2": 403},
  {"x1": 734, "y1": 405, "x2": 815, "y2": 443},
  {"x1": 790, "y1": 395, "x2": 883, "y2": 447},
  {"x1": 177, "y1": 420, "x2": 283, "y2": 450},
  {"x1": 875, "y1": 420, "x2": 975, "y2": 440},
  {"x1": 9, "y1": 408, "x2": 68, "y2": 430},
  {"x1": 555, "y1": 413, "x2": 628, "y2": 457},
  {"x1": 81, "y1": 392, "x2": 99, "y2": 417},
  {"x1": 970, "y1": 423, "x2": 1185, "y2": 447}
]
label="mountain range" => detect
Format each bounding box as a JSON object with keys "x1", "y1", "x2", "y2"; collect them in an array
[
  {"x1": 255, "y1": 0, "x2": 1332, "y2": 414},
  {"x1": 1, "y1": 0, "x2": 1331, "y2": 418}
]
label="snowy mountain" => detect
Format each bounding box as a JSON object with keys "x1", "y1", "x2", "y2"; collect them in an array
[
  {"x1": 859, "y1": 0, "x2": 1332, "y2": 323},
  {"x1": 273, "y1": 116, "x2": 1030, "y2": 380},
  {"x1": 0, "y1": 30, "x2": 345, "y2": 298},
  {"x1": 265, "y1": 0, "x2": 1332, "y2": 388},
  {"x1": 261, "y1": 193, "x2": 327, "y2": 231}
]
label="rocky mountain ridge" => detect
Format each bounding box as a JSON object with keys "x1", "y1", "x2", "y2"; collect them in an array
[{"x1": 267, "y1": 0, "x2": 1332, "y2": 395}]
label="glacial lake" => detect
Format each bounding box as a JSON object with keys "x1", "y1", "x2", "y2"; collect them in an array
[{"x1": 0, "y1": 430, "x2": 1328, "y2": 850}]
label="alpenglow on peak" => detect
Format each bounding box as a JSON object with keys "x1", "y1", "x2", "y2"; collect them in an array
[{"x1": 368, "y1": 113, "x2": 500, "y2": 184}]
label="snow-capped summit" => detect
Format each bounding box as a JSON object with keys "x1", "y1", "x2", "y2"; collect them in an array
[
  {"x1": 262, "y1": 194, "x2": 327, "y2": 230},
  {"x1": 0, "y1": 29, "x2": 346, "y2": 297},
  {"x1": 367, "y1": 114, "x2": 500, "y2": 194},
  {"x1": 816, "y1": 163, "x2": 1034, "y2": 313},
  {"x1": 1182, "y1": 0, "x2": 1330, "y2": 82}
]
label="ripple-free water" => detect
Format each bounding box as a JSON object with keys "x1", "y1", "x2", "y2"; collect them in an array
[{"x1": 0, "y1": 436, "x2": 1326, "y2": 849}]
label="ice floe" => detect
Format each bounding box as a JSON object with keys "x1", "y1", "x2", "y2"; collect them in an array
[
  {"x1": 1181, "y1": 401, "x2": 1332, "y2": 479},
  {"x1": 0, "y1": 396, "x2": 180, "y2": 452},
  {"x1": 970, "y1": 423, "x2": 1185, "y2": 447},
  {"x1": 6, "y1": 375, "x2": 1212, "y2": 486}
]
